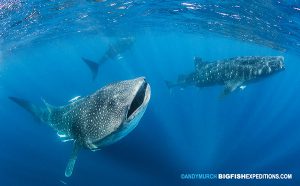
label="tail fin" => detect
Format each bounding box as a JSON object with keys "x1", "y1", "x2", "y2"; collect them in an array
[
  {"x1": 9, "y1": 96, "x2": 46, "y2": 122},
  {"x1": 165, "y1": 73, "x2": 189, "y2": 90},
  {"x1": 81, "y1": 57, "x2": 99, "y2": 80},
  {"x1": 165, "y1": 80, "x2": 176, "y2": 90}
]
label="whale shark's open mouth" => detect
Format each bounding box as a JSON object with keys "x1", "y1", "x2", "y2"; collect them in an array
[{"x1": 127, "y1": 81, "x2": 149, "y2": 119}]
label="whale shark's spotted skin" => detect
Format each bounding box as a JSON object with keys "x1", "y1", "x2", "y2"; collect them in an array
[
  {"x1": 167, "y1": 56, "x2": 285, "y2": 96},
  {"x1": 10, "y1": 77, "x2": 151, "y2": 177}
]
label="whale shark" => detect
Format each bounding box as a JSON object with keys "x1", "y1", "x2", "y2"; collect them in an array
[
  {"x1": 82, "y1": 37, "x2": 135, "y2": 80},
  {"x1": 9, "y1": 77, "x2": 151, "y2": 177},
  {"x1": 166, "y1": 56, "x2": 285, "y2": 96}
]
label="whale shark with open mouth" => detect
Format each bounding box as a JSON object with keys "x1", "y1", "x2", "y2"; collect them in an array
[{"x1": 9, "y1": 77, "x2": 151, "y2": 177}]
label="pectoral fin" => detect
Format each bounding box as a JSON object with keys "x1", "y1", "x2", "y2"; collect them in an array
[
  {"x1": 221, "y1": 80, "x2": 244, "y2": 97},
  {"x1": 65, "y1": 141, "x2": 81, "y2": 177}
]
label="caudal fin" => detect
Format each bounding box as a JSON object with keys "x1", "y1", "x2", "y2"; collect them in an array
[
  {"x1": 81, "y1": 57, "x2": 99, "y2": 80},
  {"x1": 165, "y1": 80, "x2": 177, "y2": 90},
  {"x1": 9, "y1": 96, "x2": 46, "y2": 122},
  {"x1": 166, "y1": 74, "x2": 188, "y2": 89}
]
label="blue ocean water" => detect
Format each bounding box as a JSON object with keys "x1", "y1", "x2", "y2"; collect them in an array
[{"x1": 1, "y1": 0, "x2": 300, "y2": 186}]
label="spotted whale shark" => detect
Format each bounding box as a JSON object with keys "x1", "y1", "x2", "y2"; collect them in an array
[
  {"x1": 82, "y1": 37, "x2": 135, "y2": 80},
  {"x1": 166, "y1": 56, "x2": 285, "y2": 96},
  {"x1": 9, "y1": 77, "x2": 151, "y2": 177}
]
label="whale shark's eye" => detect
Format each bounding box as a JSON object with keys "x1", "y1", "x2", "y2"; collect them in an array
[{"x1": 127, "y1": 82, "x2": 147, "y2": 119}]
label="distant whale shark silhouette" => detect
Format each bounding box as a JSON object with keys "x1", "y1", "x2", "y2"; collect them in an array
[
  {"x1": 166, "y1": 56, "x2": 285, "y2": 97},
  {"x1": 82, "y1": 37, "x2": 135, "y2": 80},
  {"x1": 9, "y1": 77, "x2": 151, "y2": 177}
]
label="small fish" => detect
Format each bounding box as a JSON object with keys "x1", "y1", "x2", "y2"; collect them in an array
[
  {"x1": 239, "y1": 85, "x2": 247, "y2": 90},
  {"x1": 59, "y1": 180, "x2": 67, "y2": 185},
  {"x1": 68, "y1": 96, "x2": 81, "y2": 103}
]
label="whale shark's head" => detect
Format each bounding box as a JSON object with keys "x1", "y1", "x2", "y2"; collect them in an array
[
  {"x1": 81, "y1": 77, "x2": 151, "y2": 150},
  {"x1": 267, "y1": 56, "x2": 285, "y2": 73},
  {"x1": 253, "y1": 56, "x2": 285, "y2": 77}
]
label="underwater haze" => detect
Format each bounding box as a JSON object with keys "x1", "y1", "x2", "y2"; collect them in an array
[{"x1": 1, "y1": 0, "x2": 300, "y2": 186}]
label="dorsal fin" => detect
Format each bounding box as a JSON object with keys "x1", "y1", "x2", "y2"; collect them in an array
[{"x1": 194, "y1": 57, "x2": 206, "y2": 71}]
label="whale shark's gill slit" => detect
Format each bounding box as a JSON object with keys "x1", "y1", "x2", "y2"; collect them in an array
[{"x1": 127, "y1": 83, "x2": 147, "y2": 118}]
